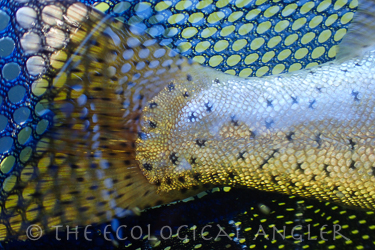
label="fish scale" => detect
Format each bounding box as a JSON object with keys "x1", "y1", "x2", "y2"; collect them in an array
[{"x1": 137, "y1": 51, "x2": 375, "y2": 210}]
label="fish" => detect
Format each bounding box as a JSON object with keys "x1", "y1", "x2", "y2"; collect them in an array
[{"x1": 0, "y1": 0, "x2": 374, "y2": 246}]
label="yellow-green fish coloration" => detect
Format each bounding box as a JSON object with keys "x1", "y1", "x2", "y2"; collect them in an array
[{"x1": 2, "y1": 0, "x2": 375, "y2": 247}]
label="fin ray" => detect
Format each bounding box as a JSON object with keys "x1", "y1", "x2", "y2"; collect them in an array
[
  {"x1": 1, "y1": 4, "x2": 208, "y2": 239},
  {"x1": 336, "y1": 0, "x2": 375, "y2": 61}
]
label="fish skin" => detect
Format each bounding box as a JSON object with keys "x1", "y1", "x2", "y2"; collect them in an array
[
  {"x1": 135, "y1": 0, "x2": 375, "y2": 210},
  {"x1": 138, "y1": 52, "x2": 375, "y2": 210}
]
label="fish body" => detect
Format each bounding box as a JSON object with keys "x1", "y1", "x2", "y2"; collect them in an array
[
  {"x1": 137, "y1": 55, "x2": 375, "y2": 211},
  {"x1": 0, "y1": 0, "x2": 374, "y2": 242}
]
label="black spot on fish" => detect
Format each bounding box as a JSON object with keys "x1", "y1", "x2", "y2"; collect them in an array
[
  {"x1": 296, "y1": 163, "x2": 304, "y2": 173},
  {"x1": 178, "y1": 176, "x2": 185, "y2": 183},
  {"x1": 183, "y1": 92, "x2": 189, "y2": 97},
  {"x1": 265, "y1": 120, "x2": 274, "y2": 129},
  {"x1": 138, "y1": 132, "x2": 147, "y2": 140},
  {"x1": 267, "y1": 99, "x2": 273, "y2": 107},
  {"x1": 315, "y1": 133, "x2": 322, "y2": 148},
  {"x1": 286, "y1": 132, "x2": 294, "y2": 142},
  {"x1": 180, "y1": 188, "x2": 187, "y2": 194},
  {"x1": 323, "y1": 164, "x2": 329, "y2": 175},
  {"x1": 168, "y1": 83, "x2": 175, "y2": 91},
  {"x1": 289, "y1": 181, "x2": 297, "y2": 188},
  {"x1": 231, "y1": 115, "x2": 239, "y2": 126},
  {"x1": 193, "y1": 173, "x2": 200, "y2": 181},
  {"x1": 349, "y1": 138, "x2": 356, "y2": 150},
  {"x1": 308, "y1": 99, "x2": 316, "y2": 109},
  {"x1": 331, "y1": 185, "x2": 340, "y2": 193},
  {"x1": 77, "y1": 177, "x2": 84, "y2": 182},
  {"x1": 271, "y1": 175, "x2": 278, "y2": 183},
  {"x1": 133, "y1": 73, "x2": 141, "y2": 79},
  {"x1": 349, "y1": 160, "x2": 356, "y2": 169},
  {"x1": 90, "y1": 185, "x2": 98, "y2": 190},
  {"x1": 249, "y1": 130, "x2": 256, "y2": 139},
  {"x1": 149, "y1": 121, "x2": 157, "y2": 128},
  {"x1": 187, "y1": 74, "x2": 192, "y2": 81},
  {"x1": 205, "y1": 102, "x2": 213, "y2": 112},
  {"x1": 214, "y1": 78, "x2": 220, "y2": 83},
  {"x1": 372, "y1": 167, "x2": 375, "y2": 177},
  {"x1": 90, "y1": 40, "x2": 99, "y2": 46},
  {"x1": 190, "y1": 157, "x2": 197, "y2": 164},
  {"x1": 341, "y1": 69, "x2": 348, "y2": 73},
  {"x1": 316, "y1": 87, "x2": 322, "y2": 93},
  {"x1": 170, "y1": 152, "x2": 178, "y2": 165},
  {"x1": 291, "y1": 96, "x2": 298, "y2": 104},
  {"x1": 70, "y1": 164, "x2": 79, "y2": 169},
  {"x1": 259, "y1": 150, "x2": 278, "y2": 169},
  {"x1": 143, "y1": 163, "x2": 153, "y2": 171},
  {"x1": 238, "y1": 151, "x2": 246, "y2": 160},
  {"x1": 166, "y1": 177, "x2": 172, "y2": 185},
  {"x1": 355, "y1": 63, "x2": 361, "y2": 67},
  {"x1": 351, "y1": 90, "x2": 360, "y2": 102},
  {"x1": 149, "y1": 102, "x2": 158, "y2": 109},
  {"x1": 155, "y1": 179, "x2": 161, "y2": 186},
  {"x1": 228, "y1": 172, "x2": 235, "y2": 179},
  {"x1": 196, "y1": 139, "x2": 206, "y2": 147},
  {"x1": 188, "y1": 111, "x2": 198, "y2": 122}
]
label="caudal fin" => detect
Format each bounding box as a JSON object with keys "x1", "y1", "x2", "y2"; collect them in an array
[
  {"x1": 336, "y1": 0, "x2": 375, "y2": 61},
  {"x1": 0, "y1": 2, "x2": 209, "y2": 240}
]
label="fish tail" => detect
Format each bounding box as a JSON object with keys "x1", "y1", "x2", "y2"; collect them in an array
[
  {"x1": 336, "y1": 0, "x2": 375, "y2": 61},
  {"x1": 0, "y1": 2, "x2": 207, "y2": 240}
]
